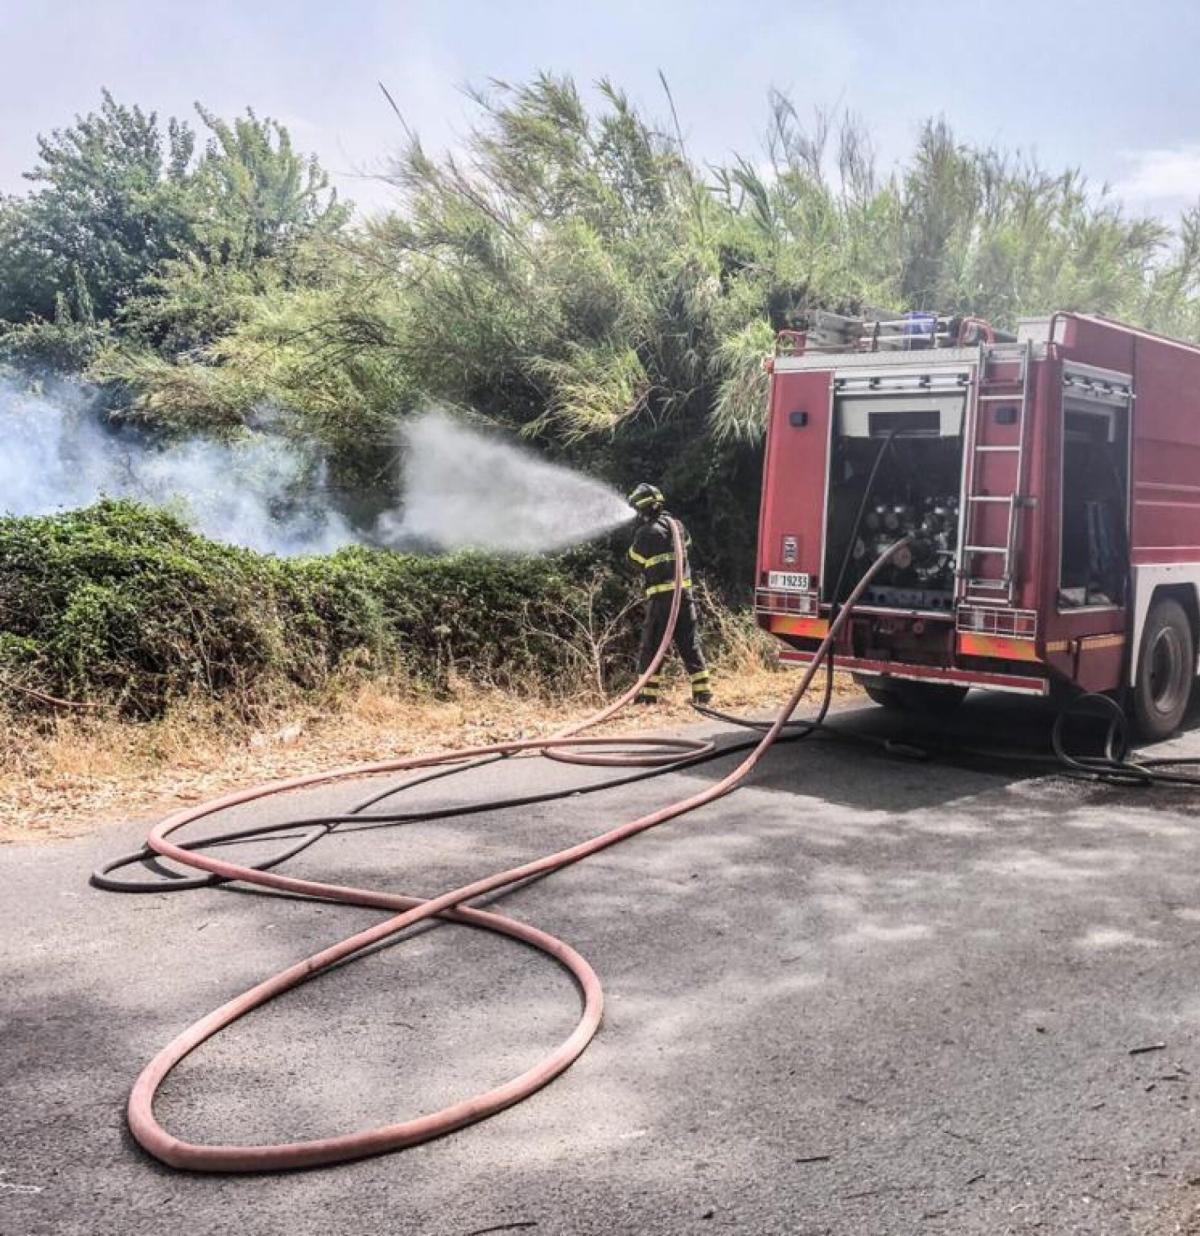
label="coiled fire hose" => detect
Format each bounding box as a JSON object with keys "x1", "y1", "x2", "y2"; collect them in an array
[{"x1": 102, "y1": 529, "x2": 912, "y2": 1172}]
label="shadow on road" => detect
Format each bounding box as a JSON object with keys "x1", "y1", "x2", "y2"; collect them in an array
[{"x1": 9, "y1": 684, "x2": 1200, "y2": 1235}]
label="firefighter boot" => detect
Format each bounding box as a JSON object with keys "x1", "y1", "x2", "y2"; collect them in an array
[
  {"x1": 636, "y1": 674, "x2": 663, "y2": 706},
  {"x1": 690, "y1": 669, "x2": 713, "y2": 706}
]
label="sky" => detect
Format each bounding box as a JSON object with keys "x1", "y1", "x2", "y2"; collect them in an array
[{"x1": 4, "y1": 0, "x2": 1200, "y2": 222}]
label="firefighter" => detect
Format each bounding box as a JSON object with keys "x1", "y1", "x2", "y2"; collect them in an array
[{"x1": 626, "y1": 483, "x2": 712, "y2": 705}]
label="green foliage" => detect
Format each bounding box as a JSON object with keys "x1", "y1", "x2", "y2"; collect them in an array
[
  {"x1": 298, "y1": 82, "x2": 1200, "y2": 582},
  {"x1": 0, "y1": 91, "x2": 197, "y2": 324},
  {"x1": 114, "y1": 254, "x2": 269, "y2": 356},
  {"x1": 9, "y1": 77, "x2": 1200, "y2": 609},
  {"x1": 0, "y1": 90, "x2": 349, "y2": 345},
  {"x1": 94, "y1": 248, "x2": 414, "y2": 487},
  {"x1": 0, "y1": 315, "x2": 109, "y2": 376},
  {"x1": 189, "y1": 106, "x2": 350, "y2": 267},
  {"x1": 87, "y1": 345, "x2": 265, "y2": 434},
  {"x1": 0, "y1": 501, "x2": 627, "y2": 717}
]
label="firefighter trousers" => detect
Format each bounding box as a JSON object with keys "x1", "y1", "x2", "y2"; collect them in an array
[{"x1": 636, "y1": 591, "x2": 711, "y2": 701}]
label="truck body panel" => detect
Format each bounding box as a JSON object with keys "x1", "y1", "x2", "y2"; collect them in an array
[{"x1": 756, "y1": 312, "x2": 1200, "y2": 702}]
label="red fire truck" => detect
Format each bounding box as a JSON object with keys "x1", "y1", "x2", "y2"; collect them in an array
[{"x1": 755, "y1": 311, "x2": 1200, "y2": 739}]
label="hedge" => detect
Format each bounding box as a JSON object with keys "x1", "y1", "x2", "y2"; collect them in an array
[{"x1": 0, "y1": 500, "x2": 633, "y2": 717}]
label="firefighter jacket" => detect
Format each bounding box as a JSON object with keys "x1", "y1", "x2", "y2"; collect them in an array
[{"x1": 628, "y1": 513, "x2": 692, "y2": 598}]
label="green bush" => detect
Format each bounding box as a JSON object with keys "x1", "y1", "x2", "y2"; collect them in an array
[{"x1": 0, "y1": 500, "x2": 634, "y2": 717}]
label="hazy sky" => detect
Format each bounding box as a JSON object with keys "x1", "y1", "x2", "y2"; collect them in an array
[{"x1": 5, "y1": 0, "x2": 1200, "y2": 221}]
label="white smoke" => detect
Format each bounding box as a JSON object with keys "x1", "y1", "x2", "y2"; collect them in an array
[
  {"x1": 0, "y1": 381, "x2": 357, "y2": 556},
  {"x1": 377, "y1": 409, "x2": 631, "y2": 553},
  {"x1": 0, "y1": 387, "x2": 632, "y2": 557}
]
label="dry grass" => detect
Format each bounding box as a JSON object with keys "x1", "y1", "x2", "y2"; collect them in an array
[{"x1": 0, "y1": 649, "x2": 860, "y2": 845}]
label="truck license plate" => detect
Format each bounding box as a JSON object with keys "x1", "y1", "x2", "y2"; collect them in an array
[{"x1": 768, "y1": 571, "x2": 811, "y2": 591}]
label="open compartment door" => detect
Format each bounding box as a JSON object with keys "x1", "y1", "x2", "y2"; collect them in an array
[
  {"x1": 756, "y1": 368, "x2": 833, "y2": 625},
  {"x1": 821, "y1": 373, "x2": 969, "y2": 613}
]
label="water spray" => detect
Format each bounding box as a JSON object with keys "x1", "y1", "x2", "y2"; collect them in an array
[{"x1": 376, "y1": 409, "x2": 630, "y2": 553}]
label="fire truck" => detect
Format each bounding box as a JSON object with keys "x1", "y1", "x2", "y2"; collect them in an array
[{"x1": 755, "y1": 311, "x2": 1200, "y2": 739}]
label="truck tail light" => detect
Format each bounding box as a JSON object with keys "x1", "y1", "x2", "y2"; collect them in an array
[
  {"x1": 756, "y1": 588, "x2": 818, "y2": 616},
  {"x1": 956, "y1": 606, "x2": 1037, "y2": 639}
]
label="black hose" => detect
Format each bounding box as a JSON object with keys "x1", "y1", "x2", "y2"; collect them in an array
[
  {"x1": 90, "y1": 718, "x2": 850, "y2": 894},
  {"x1": 95, "y1": 678, "x2": 1200, "y2": 898},
  {"x1": 92, "y1": 753, "x2": 514, "y2": 892},
  {"x1": 828, "y1": 428, "x2": 901, "y2": 613},
  {"x1": 692, "y1": 651, "x2": 837, "y2": 738},
  {"x1": 1050, "y1": 690, "x2": 1200, "y2": 787}
]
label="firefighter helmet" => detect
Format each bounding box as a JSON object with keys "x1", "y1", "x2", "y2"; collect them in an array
[{"x1": 627, "y1": 482, "x2": 665, "y2": 514}]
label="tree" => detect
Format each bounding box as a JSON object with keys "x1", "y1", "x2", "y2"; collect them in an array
[
  {"x1": 11, "y1": 76, "x2": 1200, "y2": 593},
  {"x1": 292, "y1": 81, "x2": 1200, "y2": 585},
  {"x1": 189, "y1": 107, "x2": 350, "y2": 268},
  {"x1": 0, "y1": 92, "x2": 350, "y2": 338},
  {"x1": 0, "y1": 91, "x2": 196, "y2": 323}
]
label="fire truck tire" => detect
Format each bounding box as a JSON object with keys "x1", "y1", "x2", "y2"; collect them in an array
[
  {"x1": 860, "y1": 681, "x2": 905, "y2": 710},
  {"x1": 858, "y1": 678, "x2": 968, "y2": 716},
  {"x1": 1132, "y1": 596, "x2": 1195, "y2": 741}
]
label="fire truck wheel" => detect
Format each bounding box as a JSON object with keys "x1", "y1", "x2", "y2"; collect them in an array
[
  {"x1": 858, "y1": 678, "x2": 968, "y2": 716},
  {"x1": 860, "y1": 682, "x2": 905, "y2": 710},
  {"x1": 1133, "y1": 596, "x2": 1195, "y2": 741}
]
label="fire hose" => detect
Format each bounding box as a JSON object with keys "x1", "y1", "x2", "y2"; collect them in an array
[{"x1": 97, "y1": 526, "x2": 913, "y2": 1172}]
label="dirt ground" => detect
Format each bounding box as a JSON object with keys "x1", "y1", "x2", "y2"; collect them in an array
[{"x1": 0, "y1": 665, "x2": 860, "y2": 843}]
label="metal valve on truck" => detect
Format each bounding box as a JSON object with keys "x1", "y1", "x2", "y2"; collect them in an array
[{"x1": 852, "y1": 497, "x2": 960, "y2": 609}]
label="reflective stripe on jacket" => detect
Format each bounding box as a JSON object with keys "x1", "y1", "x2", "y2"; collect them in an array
[{"x1": 628, "y1": 513, "x2": 693, "y2": 597}]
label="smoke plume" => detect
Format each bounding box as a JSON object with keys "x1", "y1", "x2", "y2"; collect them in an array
[
  {"x1": 377, "y1": 409, "x2": 630, "y2": 553},
  {"x1": 0, "y1": 387, "x2": 631, "y2": 557},
  {"x1": 0, "y1": 382, "x2": 356, "y2": 556}
]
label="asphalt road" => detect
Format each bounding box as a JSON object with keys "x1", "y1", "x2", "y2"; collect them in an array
[{"x1": 2, "y1": 695, "x2": 1199, "y2": 1236}]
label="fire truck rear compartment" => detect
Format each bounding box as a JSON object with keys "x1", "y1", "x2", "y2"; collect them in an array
[{"x1": 823, "y1": 395, "x2": 965, "y2": 613}]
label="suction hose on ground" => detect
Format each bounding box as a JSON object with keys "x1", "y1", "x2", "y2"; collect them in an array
[
  {"x1": 111, "y1": 528, "x2": 912, "y2": 1172},
  {"x1": 1051, "y1": 690, "x2": 1200, "y2": 786}
]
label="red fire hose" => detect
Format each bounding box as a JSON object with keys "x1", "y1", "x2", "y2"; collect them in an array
[{"x1": 123, "y1": 528, "x2": 910, "y2": 1172}]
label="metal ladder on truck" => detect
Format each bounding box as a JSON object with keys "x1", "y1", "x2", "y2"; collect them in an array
[{"x1": 957, "y1": 341, "x2": 1033, "y2": 606}]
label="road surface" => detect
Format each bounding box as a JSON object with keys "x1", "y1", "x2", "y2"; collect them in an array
[{"x1": 2, "y1": 696, "x2": 1198, "y2": 1235}]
